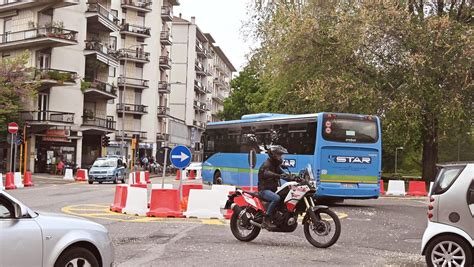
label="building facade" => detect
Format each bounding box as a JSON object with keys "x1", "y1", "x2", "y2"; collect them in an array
[
  {"x1": 169, "y1": 16, "x2": 235, "y2": 161},
  {"x1": 0, "y1": 0, "x2": 178, "y2": 173}
]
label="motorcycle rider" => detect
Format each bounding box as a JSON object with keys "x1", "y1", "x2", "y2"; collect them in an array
[{"x1": 258, "y1": 145, "x2": 294, "y2": 229}]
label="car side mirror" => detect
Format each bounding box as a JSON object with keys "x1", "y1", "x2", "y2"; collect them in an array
[{"x1": 12, "y1": 202, "x2": 27, "y2": 219}]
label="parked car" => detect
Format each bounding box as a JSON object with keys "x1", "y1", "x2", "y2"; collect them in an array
[
  {"x1": 0, "y1": 190, "x2": 114, "y2": 267},
  {"x1": 421, "y1": 162, "x2": 474, "y2": 267},
  {"x1": 89, "y1": 157, "x2": 127, "y2": 184}
]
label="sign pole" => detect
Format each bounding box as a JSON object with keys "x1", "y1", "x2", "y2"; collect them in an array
[
  {"x1": 10, "y1": 133, "x2": 14, "y2": 172},
  {"x1": 179, "y1": 168, "x2": 183, "y2": 201},
  {"x1": 19, "y1": 143, "x2": 23, "y2": 174},
  {"x1": 24, "y1": 124, "x2": 27, "y2": 175},
  {"x1": 161, "y1": 147, "x2": 168, "y2": 188},
  {"x1": 13, "y1": 134, "x2": 17, "y2": 173}
]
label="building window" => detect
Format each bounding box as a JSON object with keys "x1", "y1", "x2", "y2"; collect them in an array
[{"x1": 108, "y1": 66, "x2": 116, "y2": 77}]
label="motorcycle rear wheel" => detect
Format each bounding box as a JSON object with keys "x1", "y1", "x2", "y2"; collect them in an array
[
  {"x1": 303, "y1": 209, "x2": 341, "y2": 248},
  {"x1": 230, "y1": 208, "x2": 260, "y2": 242}
]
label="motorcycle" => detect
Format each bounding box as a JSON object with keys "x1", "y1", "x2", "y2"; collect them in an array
[{"x1": 224, "y1": 164, "x2": 341, "y2": 248}]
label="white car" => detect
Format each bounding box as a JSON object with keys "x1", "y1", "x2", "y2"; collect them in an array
[
  {"x1": 0, "y1": 190, "x2": 114, "y2": 267},
  {"x1": 421, "y1": 162, "x2": 474, "y2": 267}
]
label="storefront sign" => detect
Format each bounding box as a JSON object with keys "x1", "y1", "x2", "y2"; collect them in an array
[{"x1": 42, "y1": 129, "x2": 70, "y2": 142}]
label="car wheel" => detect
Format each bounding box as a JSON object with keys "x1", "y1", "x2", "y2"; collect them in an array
[
  {"x1": 88, "y1": 181, "x2": 93, "y2": 185},
  {"x1": 213, "y1": 171, "x2": 223, "y2": 185},
  {"x1": 425, "y1": 235, "x2": 472, "y2": 267},
  {"x1": 54, "y1": 247, "x2": 99, "y2": 267}
]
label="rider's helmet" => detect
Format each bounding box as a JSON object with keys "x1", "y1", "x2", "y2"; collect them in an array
[{"x1": 268, "y1": 145, "x2": 288, "y2": 164}]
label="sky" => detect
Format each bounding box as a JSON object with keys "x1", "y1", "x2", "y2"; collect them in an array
[{"x1": 174, "y1": 0, "x2": 254, "y2": 72}]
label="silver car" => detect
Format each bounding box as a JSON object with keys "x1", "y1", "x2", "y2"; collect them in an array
[
  {"x1": 422, "y1": 162, "x2": 474, "y2": 267},
  {"x1": 0, "y1": 190, "x2": 114, "y2": 267}
]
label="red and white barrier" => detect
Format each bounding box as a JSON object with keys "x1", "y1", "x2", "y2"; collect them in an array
[
  {"x1": 211, "y1": 185, "x2": 236, "y2": 192},
  {"x1": 122, "y1": 186, "x2": 148, "y2": 216},
  {"x1": 147, "y1": 189, "x2": 184, "y2": 218},
  {"x1": 110, "y1": 185, "x2": 129, "y2": 213},
  {"x1": 127, "y1": 172, "x2": 135, "y2": 185},
  {"x1": 23, "y1": 171, "x2": 34, "y2": 187},
  {"x1": 4, "y1": 172, "x2": 15, "y2": 190},
  {"x1": 379, "y1": 180, "x2": 385, "y2": 196},
  {"x1": 0, "y1": 173, "x2": 4, "y2": 190},
  {"x1": 63, "y1": 169, "x2": 74, "y2": 181},
  {"x1": 184, "y1": 189, "x2": 229, "y2": 219},
  {"x1": 407, "y1": 181, "x2": 427, "y2": 196},
  {"x1": 76, "y1": 169, "x2": 88, "y2": 181},
  {"x1": 14, "y1": 172, "x2": 24, "y2": 188},
  {"x1": 386, "y1": 180, "x2": 406, "y2": 196}
]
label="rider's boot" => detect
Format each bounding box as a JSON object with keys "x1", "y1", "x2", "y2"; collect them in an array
[{"x1": 262, "y1": 215, "x2": 276, "y2": 229}]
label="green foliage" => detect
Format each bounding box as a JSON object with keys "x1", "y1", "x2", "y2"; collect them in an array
[
  {"x1": 0, "y1": 51, "x2": 38, "y2": 133},
  {"x1": 81, "y1": 80, "x2": 92, "y2": 91},
  {"x1": 240, "y1": 0, "x2": 473, "y2": 180}
]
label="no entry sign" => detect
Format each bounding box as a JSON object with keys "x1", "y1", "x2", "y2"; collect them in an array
[{"x1": 8, "y1": 122, "x2": 19, "y2": 134}]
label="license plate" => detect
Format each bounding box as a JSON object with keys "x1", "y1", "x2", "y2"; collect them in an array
[{"x1": 342, "y1": 183, "x2": 357, "y2": 188}]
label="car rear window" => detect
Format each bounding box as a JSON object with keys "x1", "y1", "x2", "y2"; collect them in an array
[{"x1": 432, "y1": 166, "x2": 465, "y2": 195}]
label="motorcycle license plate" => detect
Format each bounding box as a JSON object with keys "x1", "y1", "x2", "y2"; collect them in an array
[{"x1": 342, "y1": 183, "x2": 357, "y2": 188}]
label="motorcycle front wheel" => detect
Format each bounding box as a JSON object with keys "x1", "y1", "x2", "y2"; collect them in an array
[
  {"x1": 230, "y1": 208, "x2": 260, "y2": 242},
  {"x1": 303, "y1": 208, "x2": 341, "y2": 248}
]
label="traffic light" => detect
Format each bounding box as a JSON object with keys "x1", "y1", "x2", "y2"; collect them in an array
[
  {"x1": 16, "y1": 131, "x2": 24, "y2": 145},
  {"x1": 101, "y1": 135, "x2": 110, "y2": 147}
]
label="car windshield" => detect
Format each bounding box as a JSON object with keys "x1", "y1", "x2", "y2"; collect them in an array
[{"x1": 93, "y1": 159, "x2": 117, "y2": 168}]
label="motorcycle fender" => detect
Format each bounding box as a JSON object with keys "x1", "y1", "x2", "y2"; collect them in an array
[
  {"x1": 312, "y1": 205, "x2": 328, "y2": 211},
  {"x1": 303, "y1": 206, "x2": 328, "y2": 224}
]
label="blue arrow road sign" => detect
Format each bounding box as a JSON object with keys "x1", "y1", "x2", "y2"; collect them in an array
[{"x1": 170, "y1": 145, "x2": 192, "y2": 169}]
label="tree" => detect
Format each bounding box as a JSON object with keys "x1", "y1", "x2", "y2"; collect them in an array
[
  {"x1": 219, "y1": 64, "x2": 265, "y2": 120},
  {"x1": 0, "y1": 52, "x2": 38, "y2": 133},
  {"x1": 244, "y1": 0, "x2": 473, "y2": 181}
]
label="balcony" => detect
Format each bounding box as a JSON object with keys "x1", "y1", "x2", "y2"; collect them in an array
[
  {"x1": 212, "y1": 92, "x2": 225, "y2": 104},
  {"x1": 32, "y1": 68, "x2": 77, "y2": 86},
  {"x1": 214, "y1": 77, "x2": 228, "y2": 88},
  {"x1": 82, "y1": 116, "x2": 116, "y2": 132},
  {"x1": 86, "y1": 3, "x2": 121, "y2": 32},
  {"x1": 158, "y1": 81, "x2": 171, "y2": 94},
  {"x1": 118, "y1": 48, "x2": 149, "y2": 64},
  {"x1": 84, "y1": 40, "x2": 119, "y2": 68},
  {"x1": 157, "y1": 106, "x2": 170, "y2": 118},
  {"x1": 118, "y1": 77, "x2": 149, "y2": 90},
  {"x1": 193, "y1": 120, "x2": 205, "y2": 129},
  {"x1": 0, "y1": 27, "x2": 77, "y2": 52},
  {"x1": 165, "y1": 0, "x2": 179, "y2": 6},
  {"x1": 194, "y1": 80, "x2": 207, "y2": 95},
  {"x1": 82, "y1": 80, "x2": 117, "y2": 100},
  {"x1": 161, "y1": 6, "x2": 172, "y2": 21},
  {"x1": 20, "y1": 110, "x2": 74, "y2": 126},
  {"x1": 195, "y1": 41, "x2": 204, "y2": 54},
  {"x1": 193, "y1": 100, "x2": 207, "y2": 112},
  {"x1": 160, "y1": 31, "x2": 172, "y2": 46},
  {"x1": 159, "y1": 56, "x2": 171, "y2": 70},
  {"x1": 121, "y1": 0, "x2": 152, "y2": 13},
  {"x1": 0, "y1": 0, "x2": 78, "y2": 13},
  {"x1": 195, "y1": 61, "x2": 206, "y2": 76},
  {"x1": 116, "y1": 130, "x2": 147, "y2": 140},
  {"x1": 156, "y1": 133, "x2": 170, "y2": 142},
  {"x1": 205, "y1": 49, "x2": 213, "y2": 59},
  {"x1": 116, "y1": 103, "x2": 148, "y2": 115},
  {"x1": 120, "y1": 23, "x2": 151, "y2": 38}
]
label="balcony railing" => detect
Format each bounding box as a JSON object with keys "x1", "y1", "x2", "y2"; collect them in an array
[
  {"x1": 20, "y1": 110, "x2": 74, "y2": 124},
  {"x1": 0, "y1": 0, "x2": 79, "y2": 13},
  {"x1": 85, "y1": 40, "x2": 117, "y2": 56},
  {"x1": 86, "y1": 2, "x2": 120, "y2": 28},
  {"x1": 159, "y1": 56, "x2": 171, "y2": 69},
  {"x1": 160, "y1": 31, "x2": 172, "y2": 45},
  {"x1": 158, "y1": 81, "x2": 171, "y2": 94},
  {"x1": 116, "y1": 103, "x2": 148, "y2": 114},
  {"x1": 116, "y1": 130, "x2": 147, "y2": 140},
  {"x1": 196, "y1": 41, "x2": 204, "y2": 53},
  {"x1": 118, "y1": 48, "x2": 149, "y2": 62},
  {"x1": 161, "y1": 6, "x2": 172, "y2": 21},
  {"x1": 121, "y1": 0, "x2": 152, "y2": 12},
  {"x1": 120, "y1": 23, "x2": 151, "y2": 37},
  {"x1": 83, "y1": 79, "x2": 117, "y2": 96},
  {"x1": 0, "y1": 27, "x2": 77, "y2": 45},
  {"x1": 118, "y1": 77, "x2": 149, "y2": 89},
  {"x1": 33, "y1": 68, "x2": 77, "y2": 84},
  {"x1": 193, "y1": 120, "x2": 205, "y2": 129},
  {"x1": 156, "y1": 133, "x2": 169, "y2": 141},
  {"x1": 194, "y1": 80, "x2": 207, "y2": 94},
  {"x1": 157, "y1": 106, "x2": 170, "y2": 117},
  {"x1": 82, "y1": 116, "x2": 116, "y2": 130}
]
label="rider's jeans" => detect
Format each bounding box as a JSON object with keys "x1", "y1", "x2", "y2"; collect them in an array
[{"x1": 259, "y1": 190, "x2": 280, "y2": 217}]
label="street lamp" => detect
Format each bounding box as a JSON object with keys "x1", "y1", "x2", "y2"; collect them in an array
[
  {"x1": 395, "y1": 147, "x2": 404, "y2": 175},
  {"x1": 120, "y1": 44, "x2": 147, "y2": 160}
]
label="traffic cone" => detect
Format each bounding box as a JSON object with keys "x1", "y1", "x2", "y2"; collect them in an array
[
  {"x1": 175, "y1": 169, "x2": 181, "y2": 180},
  {"x1": 188, "y1": 170, "x2": 195, "y2": 180},
  {"x1": 379, "y1": 180, "x2": 385, "y2": 196},
  {"x1": 23, "y1": 171, "x2": 34, "y2": 187},
  {"x1": 5, "y1": 172, "x2": 16, "y2": 190},
  {"x1": 145, "y1": 171, "x2": 151, "y2": 184}
]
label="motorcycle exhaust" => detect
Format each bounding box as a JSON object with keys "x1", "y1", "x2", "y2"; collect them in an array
[{"x1": 249, "y1": 220, "x2": 262, "y2": 229}]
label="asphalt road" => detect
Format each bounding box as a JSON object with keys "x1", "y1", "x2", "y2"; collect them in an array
[{"x1": 8, "y1": 175, "x2": 428, "y2": 266}]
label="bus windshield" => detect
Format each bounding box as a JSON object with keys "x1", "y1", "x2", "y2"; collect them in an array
[{"x1": 322, "y1": 114, "x2": 378, "y2": 143}]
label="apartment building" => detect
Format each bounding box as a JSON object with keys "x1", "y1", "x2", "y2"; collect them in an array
[
  {"x1": 0, "y1": 0, "x2": 178, "y2": 173},
  {"x1": 169, "y1": 16, "x2": 235, "y2": 161}
]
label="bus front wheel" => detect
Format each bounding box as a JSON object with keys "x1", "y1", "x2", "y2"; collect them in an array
[{"x1": 213, "y1": 171, "x2": 223, "y2": 185}]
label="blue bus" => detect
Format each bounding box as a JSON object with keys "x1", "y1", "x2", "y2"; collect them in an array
[{"x1": 202, "y1": 112, "x2": 382, "y2": 199}]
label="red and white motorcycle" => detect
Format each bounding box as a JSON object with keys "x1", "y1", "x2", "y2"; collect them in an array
[{"x1": 224, "y1": 165, "x2": 341, "y2": 248}]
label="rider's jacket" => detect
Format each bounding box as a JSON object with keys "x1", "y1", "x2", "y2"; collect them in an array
[{"x1": 258, "y1": 158, "x2": 284, "y2": 192}]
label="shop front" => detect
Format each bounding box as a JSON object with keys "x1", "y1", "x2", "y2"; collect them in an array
[{"x1": 34, "y1": 130, "x2": 77, "y2": 174}]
